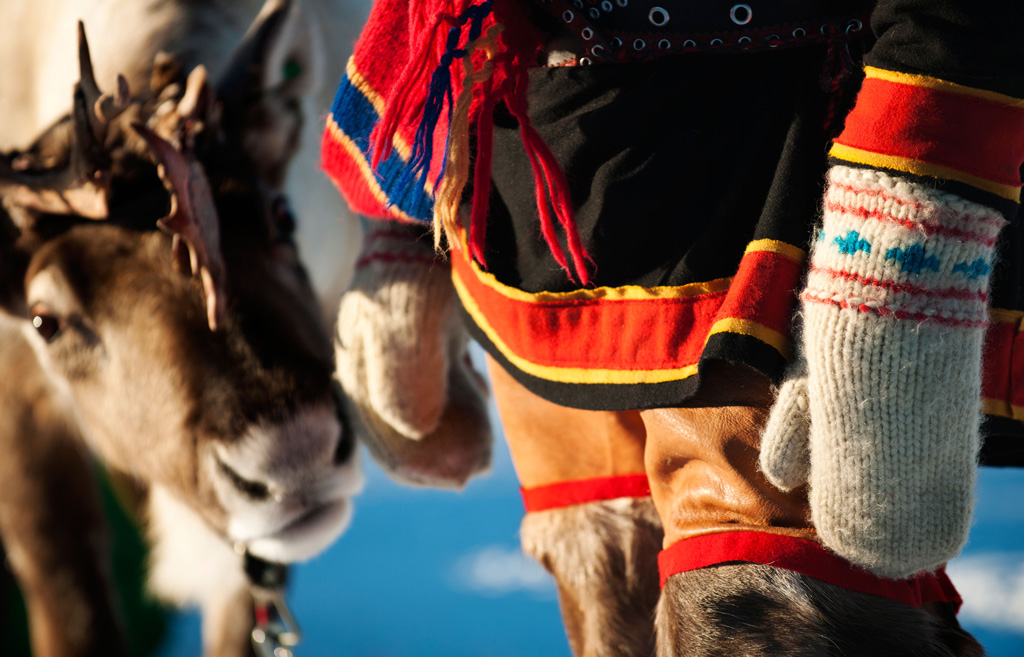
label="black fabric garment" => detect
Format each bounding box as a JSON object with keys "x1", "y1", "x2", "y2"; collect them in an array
[
  {"x1": 483, "y1": 44, "x2": 865, "y2": 291},
  {"x1": 456, "y1": 2, "x2": 1024, "y2": 465}
]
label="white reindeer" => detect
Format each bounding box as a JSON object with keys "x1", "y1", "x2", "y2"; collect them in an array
[{"x1": 0, "y1": 1, "x2": 363, "y2": 654}]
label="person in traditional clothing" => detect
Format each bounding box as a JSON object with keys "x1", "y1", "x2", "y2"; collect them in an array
[{"x1": 323, "y1": 0, "x2": 1024, "y2": 653}]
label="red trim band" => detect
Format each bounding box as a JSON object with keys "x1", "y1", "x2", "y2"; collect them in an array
[
  {"x1": 658, "y1": 531, "x2": 962, "y2": 611},
  {"x1": 452, "y1": 243, "x2": 802, "y2": 378},
  {"x1": 982, "y1": 310, "x2": 1024, "y2": 420},
  {"x1": 834, "y1": 71, "x2": 1024, "y2": 193},
  {"x1": 521, "y1": 474, "x2": 651, "y2": 513}
]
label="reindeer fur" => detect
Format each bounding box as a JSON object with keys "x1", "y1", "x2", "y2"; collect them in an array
[
  {"x1": 0, "y1": 319, "x2": 128, "y2": 657},
  {"x1": 657, "y1": 564, "x2": 984, "y2": 657},
  {"x1": 521, "y1": 498, "x2": 664, "y2": 657},
  {"x1": 0, "y1": 3, "x2": 364, "y2": 654}
]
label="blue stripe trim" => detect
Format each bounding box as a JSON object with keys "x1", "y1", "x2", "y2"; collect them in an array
[{"x1": 329, "y1": 74, "x2": 434, "y2": 223}]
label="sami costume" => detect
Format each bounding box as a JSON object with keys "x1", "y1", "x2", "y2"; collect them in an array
[
  {"x1": 323, "y1": 0, "x2": 1024, "y2": 462},
  {"x1": 324, "y1": 0, "x2": 1024, "y2": 649}
]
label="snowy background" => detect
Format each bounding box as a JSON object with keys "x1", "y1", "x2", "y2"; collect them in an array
[{"x1": 157, "y1": 396, "x2": 1024, "y2": 657}]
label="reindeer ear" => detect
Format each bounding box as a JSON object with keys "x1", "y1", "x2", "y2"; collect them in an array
[{"x1": 215, "y1": 0, "x2": 321, "y2": 187}]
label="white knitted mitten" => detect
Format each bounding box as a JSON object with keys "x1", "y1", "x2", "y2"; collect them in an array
[
  {"x1": 335, "y1": 222, "x2": 492, "y2": 488},
  {"x1": 760, "y1": 165, "x2": 1005, "y2": 578}
]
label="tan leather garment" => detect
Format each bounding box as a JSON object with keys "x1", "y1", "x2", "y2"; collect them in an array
[{"x1": 489, "y1": 358, "x2": 816, "y2": 547}]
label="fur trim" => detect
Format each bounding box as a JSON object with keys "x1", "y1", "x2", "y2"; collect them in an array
[{"x1": 520, "y1": 497, "x2": 663, "y2": 657}]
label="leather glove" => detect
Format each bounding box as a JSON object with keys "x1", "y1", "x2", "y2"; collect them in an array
[
  {"x1": 760, "y1": 165, "x2": 1005, "y2": 578},
  {"x1": 335, "y1": 221, "x2": 492, "y2": 489}
]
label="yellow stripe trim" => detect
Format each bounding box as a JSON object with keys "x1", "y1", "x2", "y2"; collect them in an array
[
  {"x1": 346, "y1": 59, "x2": 413, "y2": 162},
  {"x1": 346, "y1": 57, "x2": 385, "y2": 116},
  {"x1": 452, "y1": 264, "x2": 795, "y2": 384},
  {"x1": 829, "y1": 143, "x2": 1023, "y2": 202},
  {"x1": 452, "y1": 267, "x2": 702, "y2": 385},
  {"x1": 461, "y1": 238, "x2": 803, "y2": 305},
  {"x1": 744, "y1": 239, "x2": 806, "y2": 264},
  {"x1": 982, "y1": 398, "x2": 1010, "y2": 418},
  {"x1": 705, "y1": 318, "x2": 791, "y2": 360},
  {"x1": 463, "y1": 253, "x2": 732, "y2": 304},
  {"x1": 982, "y1": 398, "x2": 1024, "y2": 421},
  {"x1": 864, "y1": 66, "x2": 1024, "y2": 108},
  {"x1": 344, "y1": 59, "x2": 435, "y2": 195},
  {"x1": 990, "y1": 307, "x2": 1024, "y2": 326},
  {"x1": 324, "y1": 117, "x2": 420, "y2": 224}
]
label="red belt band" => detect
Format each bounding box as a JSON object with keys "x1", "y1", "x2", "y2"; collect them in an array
[
  {"x1": 520, "y1": 474, "x2": 651, "y2": 513},
  {"x1": 658, "y1": 531, "x2": 962, "y2": 611}
]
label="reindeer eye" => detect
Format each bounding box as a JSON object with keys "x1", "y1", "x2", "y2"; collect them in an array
[
  {"x1": 216, "y1": 457, "x2": 272, "y2": 502},
  {"x1": 30, "y1": 307, "x2": 63, "y2": 342},
  {"x1": 282, "y1": 58, "x2": 302, "y2": 81}
]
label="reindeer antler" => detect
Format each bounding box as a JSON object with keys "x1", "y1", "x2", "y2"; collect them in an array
[
  {"x1": 132, "y1": 64, "x2": 226, "y2": 332},
  {"x1": 132, "y1": 113, "x2": 226, "y2": 332},
  {"x1": 0, "y1": 22, "x2": 130, "y2": 219},
  {"x1": 77, "y1": 21, "x2": 131, "y2": 141}
]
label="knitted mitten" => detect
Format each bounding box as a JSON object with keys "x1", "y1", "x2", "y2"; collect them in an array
[
  {"x1": 335, "y1": 222, "x2": 492, "y2": 488},
  {"x1": 760, "y1": 165, "x2": 1005, "y2": 578}
]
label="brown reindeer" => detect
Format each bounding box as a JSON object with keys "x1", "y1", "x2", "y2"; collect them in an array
[
  {"x1": 0, "y1": 0, "x2": 368, "y2": 312},
  {"x1": 0, "y1": 2, "x2": 362, "y2": 655}
]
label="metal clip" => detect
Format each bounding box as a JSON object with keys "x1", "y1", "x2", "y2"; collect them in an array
[
  {"x1": 245, "y1": 550, "x2": 301, "y2": 657},
  {"x1": 251, "y1": 587, "x2": 302, "y2": 657}
]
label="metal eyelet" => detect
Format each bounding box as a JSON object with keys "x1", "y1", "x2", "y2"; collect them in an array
[
  {"x1": 729, "y1": 4, "x2": 752, "y2": 26},
  {"x1": 580, "y1": 57, "x2": 593, "y2": 66},
  {"x1": 648, "y1": 7, "x2": 669, "y2": 26},
  {"x1": 658, "y1": 39, "x2": 671, "y2": 49},
  {"x1": 581, "y1": 27, "x2": 594, "y2": 40},
  {"x1": 591, "y1": 44, "x2": 606, "y2": 56},
  {"x1": 589, "y1": 7, "x2": 600, "y2": 19},
  {"x1": 601, "y1": 0, "x2": 613, "y2": 10},
  {"x1": 710, "y1": 38, "x2": 723, "y2": 46},
  {"x1": 846, "y1": 19, "x2": 863, "y2": 33},
  {"x1": 616, "y1": 0, "x2": 628, "y2": 7},
  {"x1": 683, "y1": 39, "x2": 697, "y2": 47},
  {"x1": 573, "y1": 0, "x2": 584, "y2": 8},
  {"x1": 792, "y1": 27, "x2": 806, "y2": 37},
  {"x1": 765, "y1": 33, "x2": 780, "y2": 47},
  {"x1": 562, "y1": 10, "x2": 574, "y2": 22},
  {"x1": 633, "y1": 38, "x2": 646, "y2": 50},
  {"x1": 610, "y1": 36, "x2": 622, "y2": 48},
  {"x1": 737, "y1": 35, "x2": 751, "y2": 44}
]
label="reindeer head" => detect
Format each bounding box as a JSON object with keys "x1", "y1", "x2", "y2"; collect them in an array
[{"x1": 0, "y1": 0, "x2": 361, "y2": 564}]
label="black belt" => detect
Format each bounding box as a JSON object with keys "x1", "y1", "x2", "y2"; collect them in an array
[{"x1": 535, "y1": 0, "x2": 874, "y2": 63}]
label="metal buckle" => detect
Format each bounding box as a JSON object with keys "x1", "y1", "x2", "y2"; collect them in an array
[{"x1": 245, "y1": 550, "x2": 302, "y2": 657}]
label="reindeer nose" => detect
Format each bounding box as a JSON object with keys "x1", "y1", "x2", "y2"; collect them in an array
[{"x1": 332, "y1": 382, "x2": 356, "y2": 465}]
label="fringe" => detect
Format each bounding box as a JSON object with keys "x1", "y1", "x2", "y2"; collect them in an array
[
  {"x1": 367, "y1": 0, "x2": 593, "y2": 285},
  {"x1": 434, "y1": 25, "x2": 502, "y2": 252},
  {"x1": 503, "y1": 63, "x2": 593, "y2": 285}
]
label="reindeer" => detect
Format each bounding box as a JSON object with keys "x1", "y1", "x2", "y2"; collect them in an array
[
  {"x1": 0, "y1": 0, "x2": 369, "y2": 312},
  {"x1": 0, "y1": 1, "x2": 362, "y2": 654}
]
